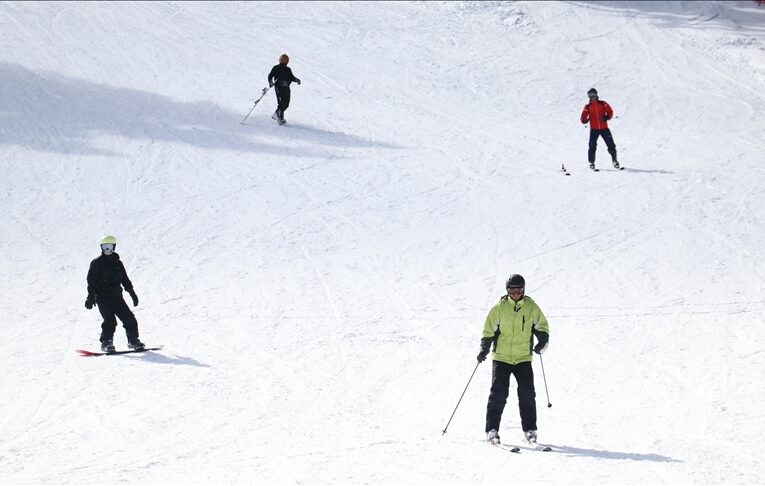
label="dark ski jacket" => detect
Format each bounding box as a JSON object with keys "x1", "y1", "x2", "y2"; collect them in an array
[
  {"x1": 86, "y1": 253, "x2": 135, "y2": 301},
  {"x1": 268, "y1": 64, "x2": 300, "y2": 88},
  {"x1": 580, "y1": 99, "x2": 613, "y2": 130}
]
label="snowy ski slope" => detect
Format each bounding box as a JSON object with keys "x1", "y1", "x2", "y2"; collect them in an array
[{"x1": 1, "y1": 1, "x2": 764, "y2": 484}]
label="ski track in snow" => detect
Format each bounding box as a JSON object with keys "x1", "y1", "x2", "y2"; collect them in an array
[{"x1": 1, "y1": 1, "x2": 764, "y2": 484}]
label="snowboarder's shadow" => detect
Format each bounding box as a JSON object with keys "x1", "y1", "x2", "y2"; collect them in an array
[
  {"x1": 127, "y1": 351, "x2": 210, "y2": 368},
  {"x1": 547, "y1": 444, "x2": 681, "y2": 463}
]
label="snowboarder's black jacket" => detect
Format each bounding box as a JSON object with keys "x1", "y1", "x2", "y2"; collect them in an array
[
  {"x1": 86, "y1": 253, "x2": 135, "y2": 300},
  {"x1": 268, "y1": 64, "x2": 299, "y2": 88}
]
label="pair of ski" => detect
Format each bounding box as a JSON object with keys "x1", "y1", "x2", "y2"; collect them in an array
[
  {"x1": 561, "y1": 164, "x2": 624, "y2": 175},
  {"x1": 76, "y1": 346, "x2": 163, "y2": 357},
  {"x1": 490, "y1": 440, "x2": 552, "y2": 454}
]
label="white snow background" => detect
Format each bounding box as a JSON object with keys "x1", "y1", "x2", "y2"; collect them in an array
[{"x1": 1, "y1": 1, "x2": 764, "y2": 484}]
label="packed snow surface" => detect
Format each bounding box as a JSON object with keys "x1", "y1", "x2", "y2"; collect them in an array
[{"x1": 1, "y1": 1, "x2": 764, "y2": 484}]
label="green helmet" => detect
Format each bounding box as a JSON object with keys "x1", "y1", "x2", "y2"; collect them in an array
[{"x1": 100, "y1": 235, "x2": 117, "y2": 245}]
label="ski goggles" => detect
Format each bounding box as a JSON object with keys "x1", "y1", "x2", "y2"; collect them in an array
[
  {"x1": 100, "y1": 243, "x2": 115, "y2": 254},
  {"x1": 507, "y1": 287, "x2": 525, "y2": 295}
]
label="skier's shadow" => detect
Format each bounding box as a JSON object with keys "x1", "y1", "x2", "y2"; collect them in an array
[
  {"x1": 548, "y1": 444, "x2": 681, "y2": 463},
  {"x1": 128, "y1": 351, "x2": 210, "y2": 368},
  {"x1": 622, "y1": 167, "x2": 674, "y2": 174}
]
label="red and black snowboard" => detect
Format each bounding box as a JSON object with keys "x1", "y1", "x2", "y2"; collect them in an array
[{"x1": 75, "y1": 346, "x2": 163, "y2": 357}]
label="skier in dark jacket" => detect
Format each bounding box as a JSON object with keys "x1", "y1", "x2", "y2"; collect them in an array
[
  {"x1": 85, "y1": 235, "x2": 144, "y2": 352},
  {"x1": 268, "y1": 53, "x2": 301, "y2": 124},
  {"x1": 580, "y1": 88, "x2": 620, "y2": 170}
]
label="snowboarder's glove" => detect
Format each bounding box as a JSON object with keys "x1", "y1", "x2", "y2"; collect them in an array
[
  {"x1": 85, "y1": 296, "x2": 95, "y2": 309},
  {"x1": 581, "y1": 118, "x2": 589, "y2": 124},
  {"x1": 477, "y1": 337, "x2": 492, "y2": 362},
  {"x1": 129, "y1": 291, "x2": 139, "y2": 307}
]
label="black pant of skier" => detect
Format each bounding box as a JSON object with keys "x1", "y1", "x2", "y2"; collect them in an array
[
  {"x1": 589, "y1": 128, "x2": 618, "y2": 166},
  {"x1": 97, "y1": 294, "x2": 139, "y2": 345},
  {"x1": 273, "y1": 84, "x2": 291, "y2": 123},
  {"x1": 486, "y1": 361, "x2": 537, "y2": 434}
]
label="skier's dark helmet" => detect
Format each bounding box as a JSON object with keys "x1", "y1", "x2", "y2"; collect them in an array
[
  {"x1": 506, "y1": 274, "x2": 525, "y2": 289},
  {"x1": 587, "y1": 88, "x2": 598, "y2": 98}
]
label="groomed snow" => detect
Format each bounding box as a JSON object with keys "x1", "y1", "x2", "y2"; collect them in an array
[{"x1": 1, "y1": 1, "x2": 764, "y2": 484}]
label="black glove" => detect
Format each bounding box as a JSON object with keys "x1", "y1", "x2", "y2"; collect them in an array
[
  {"x1": 129, "y1": 291, "x2": 139, "y2": 307},
  {"x1": 533, "y1": 331, "x2": 549, "y2": 355},
  {"x1": 85, "y1": 296, "x2": 95, "y2": 310},
  {"x1": 477, "y1": 337, "x2": 492, "y2": 363},
  {"x1": 269, "y1": 82, "x2": 273, "y2": 88},
  {"x1": 582, "y1": 118, "x2": 589, "y2": 125},
  {"x1": 296, "y1": 78, "x2": 301, "y2": 85},
  {"x1": 602, "y1": 115, "x2": 609, "y2": 122}
]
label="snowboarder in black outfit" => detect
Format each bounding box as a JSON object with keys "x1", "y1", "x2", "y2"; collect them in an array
[
  {"x1": 84, "y1": 236, "x2": 144, "y2": 353},
  {"x1": 268, "y1": 53, "x2": 301, "y2": 125}
]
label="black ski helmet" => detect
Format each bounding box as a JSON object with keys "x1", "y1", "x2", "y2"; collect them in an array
[
  {"x1": 506, "y1": 274, "x2": 526, "y2": 289},
  {"x1": 587, "y1": 87, "x2": 598, "y2": 97}
]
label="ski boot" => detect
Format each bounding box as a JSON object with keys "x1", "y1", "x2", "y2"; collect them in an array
[
  {"x1": 612, "y1": 159, "x2": 620, "y2": 169},
  {"x1": 524, "y1": 429, "x2": 538, "y2": 444},
  {"x1": 101, "y1": 340, "x2": 116, "y2": 353},
  {"x1": 487, "y1": 429, "x2": 501, "y2": 445},
  {"x1": 127, "y1": 339, "x2": 145, "y2": 351},
  {"x1": 271, "y1": 109, "x2": 280, "y2": 121},
  {"x1": 589, "y1": 162, "x2": 596, "y2": 170}
]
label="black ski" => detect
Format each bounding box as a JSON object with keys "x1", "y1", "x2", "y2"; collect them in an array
[{"x1": 495, "y1": 443, "x2": 521, "y2": 453}]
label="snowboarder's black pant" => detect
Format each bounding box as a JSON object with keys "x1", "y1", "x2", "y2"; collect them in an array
[
  {"x1": 485, "y1": 360, "x2": 537, "y2": 433},
  {"x1": 96, "y1": 295, "x2": 139, "y2": 343},
  {"x1": 275, "y1": 85, "x2": 291, "y2": 118},
  {"x1": 588, "y1": 128, "x2": 617, "y2": 163}
]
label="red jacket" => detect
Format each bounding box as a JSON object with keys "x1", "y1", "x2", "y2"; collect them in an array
[{"x1": 580, "y1": 99, "x2": 613, "y2": 130}]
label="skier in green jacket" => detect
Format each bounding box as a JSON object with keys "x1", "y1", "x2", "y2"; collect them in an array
[{"x1": 477, "y1": 274, "x2": 549, "y2": 445}]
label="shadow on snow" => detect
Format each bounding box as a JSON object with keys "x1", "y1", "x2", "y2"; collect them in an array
[
  {"x1": 548, "y1": 443, "x2": 682, "y2": 463},
  {"x1": 0, "y1": 62, "x2": 399, "y2": 157}
]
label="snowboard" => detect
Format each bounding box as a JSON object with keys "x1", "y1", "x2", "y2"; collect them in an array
[{"x1": 76, "y1": 346, "x2": 163, "y2": 357}]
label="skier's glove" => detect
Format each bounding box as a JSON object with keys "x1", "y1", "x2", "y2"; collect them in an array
[
  {"x1": 533, "y1": 342, "x2": 548, "y2": 355},
  {"x1": 296, "y1": 78, "x2": 301, "y2": 85},
  {"x1": 85, "y1": 296, "x2": 95, "y2": 310},
  {"x1": 602, "y1": 115, "x2": 609, "y2": 122},
  {"x1": 581, "y1": 118, "x2": 589, "y2": 124},
  {"x1": 477, "y1": 337, "x2": 492, "y2": 363},
  {"x1": 129, "y1": 291, "x2": 139, "y2": 307}
]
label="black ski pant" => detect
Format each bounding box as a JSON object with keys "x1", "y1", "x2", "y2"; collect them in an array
[
  {"x1": 274, "y1": 85, "x2": 291, "y2": 118},
  {"x1": 588, "y1": 128, "x2": 617, "y2": 163},
  {"x1": 485, "y1": 360, "x2": 537, "y2": 433},
  {"x1": 96, "y1": 294, "x2": 139, "y2": 343}
]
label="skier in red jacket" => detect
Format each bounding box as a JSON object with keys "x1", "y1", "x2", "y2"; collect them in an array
[{"x1": 580, "y1": 88, "x2": 619, "y2": 170}]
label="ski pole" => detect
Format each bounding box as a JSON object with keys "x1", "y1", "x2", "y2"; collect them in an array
[
  {"x1": 240, "y1": 86, "x2": 270, "y2": 124},
  {"x1": 539, "y1": 354, "x2": 552, "y2": 408},
  {"x1": 442, "y1": 361, "x2": 481, "y2": 435}
]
